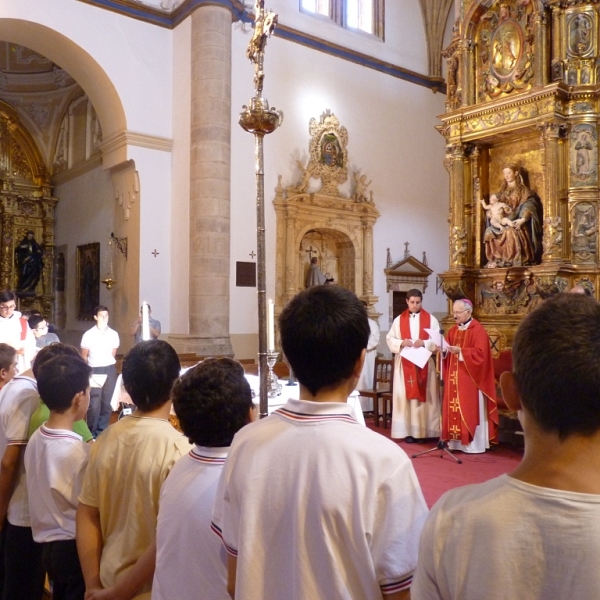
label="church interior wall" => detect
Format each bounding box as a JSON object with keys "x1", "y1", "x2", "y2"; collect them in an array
[
  {"x1": 229, "y1": 18, "x2": 449, "y2": 359},
  {"x1": 53, "y1": 165, "x2": 114, "y2": 342}
]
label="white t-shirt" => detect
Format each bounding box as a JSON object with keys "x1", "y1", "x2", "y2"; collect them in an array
[
  {"x1": 0, "y1": 375, "x2": 39, "y2": 527},
  {"x1": 212, "y1": 398, "x2": 428, "y2": 600},
  {"x1": 412, "y1": 474, "x2": 600, "y2": 600},
  {"x1": 81, "y1": 325, "x2": 119, "y2": 367},
  {"x1": 152, "y1": 446, "x2": 229, "y2": 600},
  {"x1": 25, "y1": 425, "x2": 90, "y2": 542}
]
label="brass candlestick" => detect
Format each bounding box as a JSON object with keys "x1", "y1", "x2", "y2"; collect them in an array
[{"x1": 239, "y1": 0, "x2": 283, "y2": 419}]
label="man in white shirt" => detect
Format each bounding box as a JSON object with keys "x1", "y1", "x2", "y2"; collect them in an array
[
  {"x1": 413, "y1": 294, "x2": 600, "y2": 600},
  {"x1": 0, "y1": 291, "x2": 36, "y2": 373},
  {"x1": 81, "y1": 305, "x2": 119, "y2": 438}
]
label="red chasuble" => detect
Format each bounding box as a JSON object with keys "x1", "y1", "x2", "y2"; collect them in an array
[
  {"x1": 399, "y1": 309, "x2": 431, "y2": 403},
  {"x1": 442, "y1": 319, "x2": 498, "y2": 446}
]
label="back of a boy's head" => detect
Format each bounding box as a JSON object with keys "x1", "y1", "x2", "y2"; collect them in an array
[
  {"x1": 0, "y1": 343, "x2": 16, "y2": 372},
  {"x1": 173, "y1": 358, "x2": 253, "y2": 446},
  {"x1": 512, "y1": 293, "x2": 600, "y2": 439},
  {"x1": 36, "y1": 355, "x2": 92, "y2": 413},
  {"x1": 279, "y1": 285, "x2": 369, "y2": 396},
  {"x1": 33, "y1": 343, "x2": 81, "y2": 378},
  {"x1": 122, "y1": 340, "x2": 180, "y2": 411}
]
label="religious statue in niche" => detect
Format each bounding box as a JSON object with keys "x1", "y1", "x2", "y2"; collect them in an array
[
  {"x1": 14, "y1": 231, "x2": 44, "y2": 292},
  {"x1": 477, "y1": 1, "x2": 535, "y2": 102},
  {"x1": 570, "y1": 124, "x2": 598, "y2": 187},
  {"x1": 482, "y1": 163, "x2": 543, "y2": 268},
  {"x1": 569, "y1": 13, "x2": 593, "y2": 57},
  {"x1": 571, "y1": 202, "x2": 597, "y2": 263}
]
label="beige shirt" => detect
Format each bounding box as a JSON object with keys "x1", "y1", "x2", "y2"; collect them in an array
[{"x1": 79, "y1": 416, "x2": 191, "y2": 597}]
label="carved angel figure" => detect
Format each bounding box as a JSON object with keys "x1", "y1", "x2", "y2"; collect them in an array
[
  {"x1": 353, "y1": 172, "x2": 372, "y2": 203},
  {"x1": 286, "y1": 160, "x2": 312, "y2": 195}
]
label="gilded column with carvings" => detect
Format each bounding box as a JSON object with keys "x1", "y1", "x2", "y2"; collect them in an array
[
  {"x1": 539, "y1": 122, "x2": 564, "y2": 262},
  {"x1": 0, "y1": 200, "x2": 14, "y2": 291},
  {"x1": 284, "y1": 205, "x2": 297, "y2": 302},
  {"x1": 362, "y1": 218, "x2": 374, "y2": 297},
  {"x1": 448, "y1": 143, "x2": 468, "y2": 268}
]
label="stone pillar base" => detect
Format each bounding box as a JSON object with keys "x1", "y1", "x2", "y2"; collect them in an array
[{"x1": 168, "y1": 334, "x2": 233, "y2": 358}]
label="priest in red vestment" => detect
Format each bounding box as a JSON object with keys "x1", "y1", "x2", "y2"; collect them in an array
[{"x1": 442, "y1": 298, "x2": 498, "y2": 453}]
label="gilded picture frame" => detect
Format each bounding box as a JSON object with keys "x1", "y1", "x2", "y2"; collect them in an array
[{"x1": 76, "y1": 242, "x2": 100, "y2": 321}]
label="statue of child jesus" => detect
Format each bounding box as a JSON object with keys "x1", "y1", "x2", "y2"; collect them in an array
[{"x1": 480, "y1": 195, "x2": 515, "y2": 229}]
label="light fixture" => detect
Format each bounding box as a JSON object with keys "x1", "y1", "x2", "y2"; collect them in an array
[{"x1": 101, "y1": 232, "x2": 127, "y2": 290}]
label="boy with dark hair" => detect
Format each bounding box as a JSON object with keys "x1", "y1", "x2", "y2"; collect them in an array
[
  {"x1": 413, "y1": 294, "x2": 600, "y2": 599},
  {"x1": 212, "y1": 285, "x2": 428, "y2": 600},
  {"x1": 0, "y1": 343, "x2": 82, "y2": 600},
  {"x1": 152, "y1": 358, "x2": 255, "y2": 600},
  {"x1": 25, "y1": 354, "x2": 92, "y2": 600},
  {"x1": 28, "y1": 314, "x2": 60, "y2": 349},
  {"x1": 77, "y1": 340, "x2": 191, "y2": 600},
  {"x1": 0, "y1": 344, "x2": 17, "y2": 390}
]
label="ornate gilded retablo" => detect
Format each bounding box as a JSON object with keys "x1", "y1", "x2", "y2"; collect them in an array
[{"x1": 477, "y1": 2, "x2": 534, "y2": 102}]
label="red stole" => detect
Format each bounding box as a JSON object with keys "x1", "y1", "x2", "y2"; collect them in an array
[
  {"x1": 399, "y1": 310, "x2": 431, "y2": 403},
  {"x1": 442, "y1": 319, "x2": 498, "y2": 446}
]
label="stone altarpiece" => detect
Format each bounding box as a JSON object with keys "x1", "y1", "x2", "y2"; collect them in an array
[
  {"x1": 0, "y1": 100, "x2": 57, "y2": 314},
  {"x1": 274, "y1": 111, "x2": 380, "y2": 324},
  {"x1": 439, "y1": 0, "x2": 600, "y2": 349}
]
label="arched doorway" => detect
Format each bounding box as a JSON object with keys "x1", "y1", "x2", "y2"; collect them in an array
[{"x1": 0, "y1": 21, "x2": 138, "y2": 342}]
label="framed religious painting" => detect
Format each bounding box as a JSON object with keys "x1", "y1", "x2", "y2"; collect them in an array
[{"x1": 76, "y1": 242, "x2": 100, "y2": 321}]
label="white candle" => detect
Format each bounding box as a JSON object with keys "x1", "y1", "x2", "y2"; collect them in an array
[
  {"x1": 142, "y1": 302, "x2": 150, "y2": 341},
  {"x1": 267, "y1": 299, "x2": 275, "y2": 352}
]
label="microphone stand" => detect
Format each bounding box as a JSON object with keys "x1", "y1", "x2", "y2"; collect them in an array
[{"x1": 411, "y1": 327, "x2": 462, "y2": 464}]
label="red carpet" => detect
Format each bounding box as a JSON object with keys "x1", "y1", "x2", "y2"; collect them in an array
[{"x1": 366, "y1": 420, "x2": 523, "y2": 508}]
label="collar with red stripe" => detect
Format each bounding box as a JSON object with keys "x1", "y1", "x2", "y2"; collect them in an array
[{"x1": 274, "y1": 398, "x2": 357, "y2": 424}]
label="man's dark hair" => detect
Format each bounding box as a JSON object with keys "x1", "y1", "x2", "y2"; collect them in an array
[
  {"x1": 28, "y1": 315, "x2": 45, "y2": 330},
  {"x1": 512, "y1": 294, "x2": 600, "y2": 439},
  {"x1": 0, "y1": 291, "x2": 15, "y2": 304},
  {"x1": 0, "y1": 344, "x2": 16, "y2": 371},
  {"x1": 36, "y1": 355, "x2": 92, "y2": 414},
  {"x1": 406, "y1": 288, "x2": 423, "y2": 300},
  {"x1": 93, "y1": 305, "x2": 109, "y2": 316},
  {"x1": 173, "y1": 358, "x2": 253, "y2": 447},
  {"x1": 279, "y1": 286, "x2": 369, "y2": 396},
  {"x1": 33, "y1": 343, "x2": 81, "y2": 378},
  {"x1": 122, "y1": 340, "x2": 181, "y2": 411}
]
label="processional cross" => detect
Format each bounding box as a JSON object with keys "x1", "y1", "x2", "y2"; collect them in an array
[{"x1": 305, "y1": 245, "x2": 317, "y2": 259}]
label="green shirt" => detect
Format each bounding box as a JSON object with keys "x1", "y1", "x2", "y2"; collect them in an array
[{"x1": 28, "y1": 401, "x2": 93, "y2": 443}]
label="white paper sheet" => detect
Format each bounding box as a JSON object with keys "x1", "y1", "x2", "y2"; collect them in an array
[
  {"x1": 400, "y1": 346, "x2": 431, "y2": 368},
  {"x1": 424, "y1": 328, "x2": 448, "y2": 349}
]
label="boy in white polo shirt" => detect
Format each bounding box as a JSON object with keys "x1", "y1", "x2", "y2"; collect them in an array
[
  {"x1": 0, "y1": 344, "x2": 79, "y2": 600},
  {"x1": 80, "y1": 305, "x2": 119, "y2": 438},
  {"x1": 212, "y1": 285, "x2": 429, "y2": 600},
  {"x1": 152, "y1": 357, "x2": 255, "y2": 600},
  {"x1": 25, "y1": 353, "x2": 92, "y2": 600}
]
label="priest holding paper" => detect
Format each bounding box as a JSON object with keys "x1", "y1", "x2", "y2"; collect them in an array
[
  {"x1": 386, "y1": 288, "x2": 440, "y2": 442},
  {"x1": 443, "y1": 298, "x2": 498, "y2": 453}
]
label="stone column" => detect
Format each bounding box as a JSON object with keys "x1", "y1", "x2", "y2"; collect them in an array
[
  {"x1": 172, "y1": 4, "x2": 234, "y2": 356},
  {"x1": 284, "y1": 205, "x2": 297, "y2": 303},
  {"x1": 362, "y1": 219, "x2": 374, "y2": 297}
]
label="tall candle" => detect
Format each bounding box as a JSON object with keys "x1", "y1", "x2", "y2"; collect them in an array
[
  {"x1": 142, "y1": 301, "x2": 150, "y2": 341},
  {"x1": 267, "y1": 299, "x2": 275, "y2": 352}
]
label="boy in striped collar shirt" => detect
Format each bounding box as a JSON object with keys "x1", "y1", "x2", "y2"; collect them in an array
[
  {"x1": 24, "y1": 353, "x2": 92, "y2": 600},
  {"x1": 212, "y1": 285, "x2": 428, "y2": 600}
]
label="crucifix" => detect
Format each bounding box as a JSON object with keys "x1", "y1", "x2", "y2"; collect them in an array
[
  {"x1": 404, "y1": 241, "x2": 410, "y2": 259},
  {"x1": 305, "y1": 245, "x2": 317, "y2": 259}
]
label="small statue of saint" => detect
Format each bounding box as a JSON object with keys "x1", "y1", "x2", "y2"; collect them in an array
[{"x1": 15, "y1": 231, "x2": 44, "y2": 292}]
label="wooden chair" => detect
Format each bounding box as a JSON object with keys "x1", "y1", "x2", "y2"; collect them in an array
[{"x1": 358, "y1": 357, "x2": 393, "y2": 427}]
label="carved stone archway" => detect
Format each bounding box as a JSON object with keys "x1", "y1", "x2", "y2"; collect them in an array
[{"x1": 274, "y1": 186, "x2": 379, "y2": 317}]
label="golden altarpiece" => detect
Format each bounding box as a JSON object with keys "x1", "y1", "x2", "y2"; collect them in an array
[
  {"x1": 0, "y1": 100, "x2": 57, "y2": 314},
  {"x1": 274, "y1": 111, "x2": 379, "y2": 322},
  {"x1": 439, "y1": 0, "x2": 600, "y2": 350}
]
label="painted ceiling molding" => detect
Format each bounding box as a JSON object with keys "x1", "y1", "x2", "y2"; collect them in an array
[
  {"x1": 418, "y1": 0, "x2": 454, "y2": 81},
  {"x1": 76, "y1": 0, "x2": 444, "y2": 92}
]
